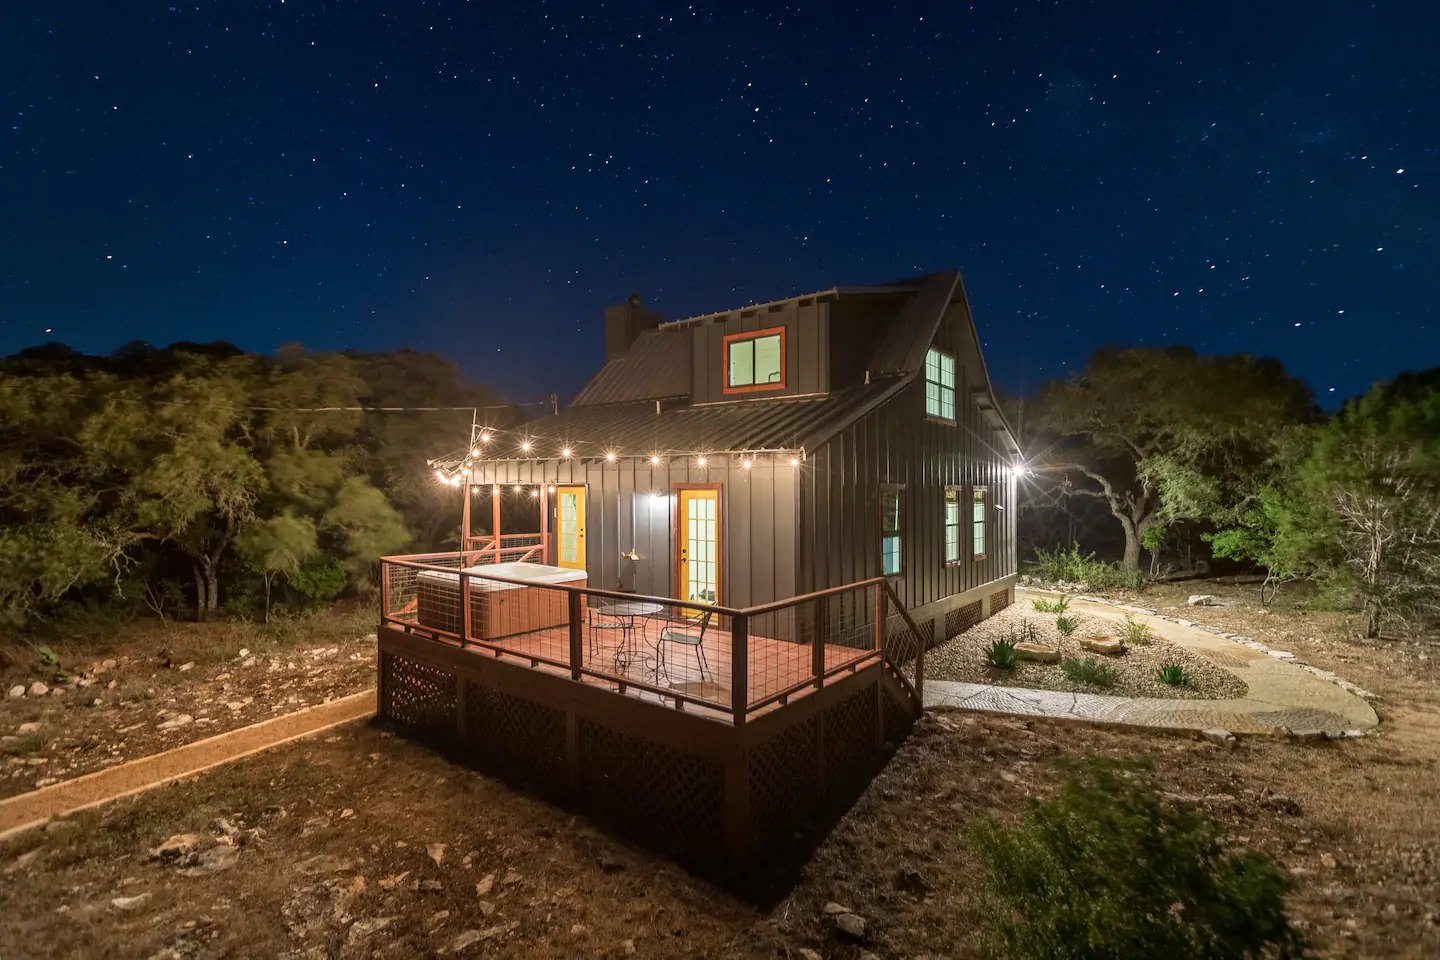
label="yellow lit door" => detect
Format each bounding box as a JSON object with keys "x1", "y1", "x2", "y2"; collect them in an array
[
  {"x1": 676, "y1": 488, "x2": 720, "y2": 606},
  {"x1": 556, "y1": 486, "x2": 586, "y2": 571}
]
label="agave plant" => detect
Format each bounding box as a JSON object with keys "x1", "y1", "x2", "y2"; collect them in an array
[
  {"x1": 985, "y1": 638, "x2": 1020, "y2": 670},
  {"x1": 1158, "y1": 663, "x2": 1192, "y2": 686}
]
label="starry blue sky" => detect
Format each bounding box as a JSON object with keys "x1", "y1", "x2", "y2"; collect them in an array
[{"x1": 3, "y1": 1, "x2": 1435, "y2": 406}]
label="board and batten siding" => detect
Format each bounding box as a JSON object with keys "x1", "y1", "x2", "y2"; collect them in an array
[
  {"x1": 471, "y1": 456, "x2": 796, "y2": 608},
  {"x1": 691, "y1": 298, "x2": 830, "y2": 403},
  {"x1": 797, "y1": 302, "x2": 1018, "y2": 623}
]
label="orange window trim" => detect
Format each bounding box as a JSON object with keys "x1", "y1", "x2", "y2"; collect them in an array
[{"x1": 722, "y1": 325, "x2": 787, "y2": 395}]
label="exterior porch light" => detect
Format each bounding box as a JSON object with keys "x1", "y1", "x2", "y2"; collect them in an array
[
  {"x1": 695, "y1": 455, "x2": 707, "y2": 468},
  {"x1": 790, "y1": 457, "x2": 800, "y2": 466},
  {"x1": 548, "y1": 485, "x2": 556, "y2": 494},
  {"x1": 561, "y1": 447, "x2": 572, "y2": 458},
  {"x1": 741, "y1": 458, "x2": 753, "y2": 469}
]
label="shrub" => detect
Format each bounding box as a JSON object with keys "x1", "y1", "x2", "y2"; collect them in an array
[
  {"x1": 985, "y1": 638, "x2": 1020, "y2": 670},
  {"x1": 1031, "y1": 595, "x2": 1070, "y2": 614},
  {"x1": 1120, "y1": 614, "x2": 1153, "y2": 646},
  {"x1": 1061, "y1": 657, "x2": 1117, "y2": 688},
  {"x1": 1159, "y1": 663, "x2": 1193, "y2": 686},
  {"x1": 1027, "y1": 543, "x2": 1145, "y2": 592},
  {"x1": 968, "y1": 757, "x2": 1307, "y2": 960},
  {"x1": 1054, "y1": 614, "x2": 1080, "y2": 636}
]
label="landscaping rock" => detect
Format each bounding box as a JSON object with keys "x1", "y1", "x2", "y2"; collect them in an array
[
  {"x1": 152, "y1": 834, "x2": 202, "y2": 861},
  {"x1": 427, "y1": 842, "x2": 447, "y2": 865},
  {"x1": 111, "y1": 893, "x2": 150, "y2": 910},
  {"x1": 156, "y1": 714, "x2": 193, "y2": 731},
  {"x1": 475, "y1": 873, "x2": 494, "y2": 896},
  {"x1": 833, "y1": 912, "x2": 868, "y2": 941},
  {"x1": 1187, "y1": 594, "x2": 1221, "y2": 606},
  {"x1": 1015, "y1": 642, "x2": 1060, "y2": 663},
  {"x1": 28, "y1": 681, "x2": 48, "y2": 697},
  {"x1": 1079, "y1": 636, "x2": 1124, "y2": 656},
  {"x1": 1201, "y1": 728, "x2": 1237, "y2": 748},
  {"x1": 822, "y1": 902, "x2": 853, "y2": 916},
  {"x1": 798, "y1": 950, "x2": 824, "y2": 960},
  {"x1": 7, "y1": 685, "x2": 26, "y2": 699},
  {"x1": 16, "y1": 722, "x2": 41, "y2": 735},
  {"x1": 348, "y1": 916, "x2": 395, "y2": 943}
]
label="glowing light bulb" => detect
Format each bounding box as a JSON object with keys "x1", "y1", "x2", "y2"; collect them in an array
[
  {"x1": 521, "y1": 441, "x2": 532, "y2": 453},
  {"x1": 649, "y1": 454, "x2": 661, "y2": 465},
  {"x1": 605, "y1": 450, "x2": 616, "y2": 463},
  {"x1": 513, "y1": 485, "x2": 523, "y2": 493},
  {"x1": 695, "y1": 456, "x2": 707, "y2": 468},
  {"x1": 435, "y1": 469, "x2": 445, "y2": 481},
  {"x1": 561, "y1": 448, "x2": 572, "y2": 458},
  {"x1": 479, "y1": 432, "x2": 491, "y2": 443},
  {"x1": 741, "y1": 458, "x2": 753, "y2": 469},
  {"x1": 471, "y1": 448, "x2": 480, "y2": 458},
  {"x1": 530, "y1": 488, "x2": 539, "y2": 498},
  {"x1": 548, "y1": 485, "x2": 555, "y2": 494},
  {"x1": 790, "y1": 457, "x2": 800, "y2": 467}
]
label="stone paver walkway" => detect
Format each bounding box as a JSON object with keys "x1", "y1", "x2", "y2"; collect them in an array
[
  {"x1": 0, "y1": 691, "x2": 374, "y2": 841},
  {"x1": 924, "y1": 590, "x2": 1379, "y2": 737}
]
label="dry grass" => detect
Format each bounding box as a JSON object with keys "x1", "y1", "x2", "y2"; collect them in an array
[{"x1": 924, "y1": 601, "x2": 1248, "y2": 700}]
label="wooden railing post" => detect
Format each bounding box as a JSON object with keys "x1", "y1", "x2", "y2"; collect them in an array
[
  {"x1": 568, "y1": 590, "x2": 584, "y2": 681},
  {"x1": 379, "y1": 560, "x2": 391, "y2": 621},
  {"x1": 811, "y1": 595, "x2": 827, "y2": 687},
  {"x1": 731, "y1": 612, "x2": 748, "y2": 726},
  {"x1": 459, "y1": 570, "x2": 472, "y2": 648},
  {"x1": 875, "y1": 581, "x2": 887, "y2": 657}
]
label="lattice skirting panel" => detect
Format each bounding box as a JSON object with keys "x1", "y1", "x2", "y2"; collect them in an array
[
  {"x1": 989, "y1": 587, "x2": 1012, "y2": 615},
  {"x1": 945, "y1": 600, "x2": 985, "y2": 640},
  {"x1": 377, "y1": 631, "x2": 903, "y2": 867}
]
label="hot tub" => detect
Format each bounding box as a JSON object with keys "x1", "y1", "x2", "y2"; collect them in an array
[{"x1": 415, "y1": 562, "x2": 588, "y2": 641}]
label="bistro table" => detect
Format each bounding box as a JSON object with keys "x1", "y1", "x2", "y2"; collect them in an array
[{"x1": 592, "y1": 601, "x2": 665, "y2": 671}]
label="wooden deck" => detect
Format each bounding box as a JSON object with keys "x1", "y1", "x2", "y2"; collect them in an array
[{"x1": 457, "y1": 619, "x2": 874, "y2": 719}]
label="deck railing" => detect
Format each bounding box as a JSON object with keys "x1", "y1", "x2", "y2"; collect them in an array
[
  {"x1": 461, "y1": 533, "x2": 545, "y2": 565},
  {"x1": 378, "y1": 554, "x2": 919, "y2": 723}
]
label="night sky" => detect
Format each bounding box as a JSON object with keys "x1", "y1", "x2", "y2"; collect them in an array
[{"x1": 3, "y1": 1, "x2": 1435, "y2": 406}]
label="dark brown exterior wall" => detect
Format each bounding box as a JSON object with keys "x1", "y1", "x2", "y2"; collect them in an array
[
  {"x1": 691, "y1": 298, "x2": 831, "y2": 403},
  {"x1": 797, "y1": 301, "x2": 1018, "y2": 631}
]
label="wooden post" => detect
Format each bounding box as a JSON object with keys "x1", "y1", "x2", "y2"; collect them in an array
[
  {"x1": 539, "y1": 482, "x2": 550, "y2": 565},
  {"x1": 915, "y1": 616, "x2": 926, "y2": 704},
  {"x1": 379, "y1": 560, "x2": 392, "y2": 621},
  {"x1": 730, "y1": 612, "x2": 748, "y2": 726},
  {"x1": 461, "y1": 474, "x2": 472, "y2": 558},
  {"x1": 460, "y1": 570, "x2": 472, "y2": 648},
  {"x1": 811, "y1": 595, "x2": 826, "y2": 687},
  {"x1": 491, "y1": 486, "x2": 502, "y2": 562},
  {"x1": 875, "y1": 581, "x2": 887, "y2": 658},
  {"x1": 568, "y1": 590, "x2": 584, "y2": 681}
]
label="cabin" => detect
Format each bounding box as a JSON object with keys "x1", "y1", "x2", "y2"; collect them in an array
[{"x1": 375, "y1": 270, "x2": 1020, "y2": 868}]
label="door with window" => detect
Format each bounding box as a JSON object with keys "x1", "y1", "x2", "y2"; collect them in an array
[
  {"x1": 675, "y1": 487, "x2": 721, "y2": 606},
  {"x1": 555, "y1": 486, "x2": 586, "y2": 571}
]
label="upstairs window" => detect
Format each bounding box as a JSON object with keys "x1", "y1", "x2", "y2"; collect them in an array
[
  {"x1": 944, "y1": 487, "x2": 962, "y2": 564},
  {"x1": 972, "y1": 485, "x2": 988, "y2": 560},
  {"x1": 724, "y1": 327, "x2": 786, "y2": 393},
  {"x1": 881, "y1": 486, "x2": 904, "y2": 576},
  {"x1": 924, "y1": 347, "x2": 956, "y2": 420}
]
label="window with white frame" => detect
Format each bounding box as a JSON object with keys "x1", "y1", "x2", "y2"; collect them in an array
[
  {"x1": 924, "y1": 347, "x2": 956, "y2": 420},
  {"x1": 972, "y1": 485, "x2": 988, "y2": 560},
  {"x1": 944, "y1": 487, "x2": 962, "y2": 564},
  {"x1": 881, "y1": 486, "x2": 904, "y2": 576}
]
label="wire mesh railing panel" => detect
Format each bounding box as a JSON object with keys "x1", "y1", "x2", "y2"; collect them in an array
[
  {"x1": 382, "y1": 556, "x2": 466, "y2": 630},
  {"x1": 464, "y1": 573, "x2": 574, "y2": 665},
  {"x1": 588, "y1": 598, "x2": 733, "y2": 710},
  {"x1": 745, "y1": 583, "x2": 880, "y2": 710}
]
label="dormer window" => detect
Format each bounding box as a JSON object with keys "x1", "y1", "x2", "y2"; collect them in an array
[
  {"x1": 724, "y1": 327, "x2": 786, "y2": 394},
  {"x1": 924, "y1": 347, "x2": 956, "y2": 421}
]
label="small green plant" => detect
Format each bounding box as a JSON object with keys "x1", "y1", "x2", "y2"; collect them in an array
[
  {"x1": 1158, "y1": 663, "x2": 1193, "y2": 686},
  {"x1": 1119, "y1": 614, "x2": 1153, "y2": 646},
  {"x1": 1054, "y1": 614, "x2": 1080, "y2": 636},
  {"x1": 1027, "y1": 543, "x2": 1145, "y2": 592},
  {"x1": 1031, "y1": 595, "x2": 1070, "y2": 614},
  {"x1": 968, "y1": 757, "x2": 1307, "y2": 959},
  {"x1": 984, "y1": 638, "x2": 1020, "y2": 670},
  {"x1": 1061, "y1": 657, "x2": 1118, "y2": 688}
]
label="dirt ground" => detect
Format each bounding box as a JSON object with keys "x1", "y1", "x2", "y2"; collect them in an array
[
  {"x1": 1, "y1": 579, "x2": 1438, "y2": 958},
  {"x1": 0, "y1": 606, "x2": 376, "y2": 799}
]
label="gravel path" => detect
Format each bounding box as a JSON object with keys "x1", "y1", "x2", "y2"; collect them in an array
[{"x1": 925, "y1": 601, "x2": 1248, "y2": 700}]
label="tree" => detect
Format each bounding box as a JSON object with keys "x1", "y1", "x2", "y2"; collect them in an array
[
  {"x1": 235, "y1": 510, "x2": 319, "y2": 622},
  {"x1": 1261, "y1": 370, "x2": 1440, "y2": 637},
  {"x1": 1029, "y1": 347, "x2": 1314, "y2": 570}
]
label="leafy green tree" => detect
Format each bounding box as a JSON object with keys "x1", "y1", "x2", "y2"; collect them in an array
[
  {"x1": 235, "y1": 510, "x2": 319, "y2": 622},
  {"x1": 1030, "y1": 347, "x2": 1314, "y2": 569}
]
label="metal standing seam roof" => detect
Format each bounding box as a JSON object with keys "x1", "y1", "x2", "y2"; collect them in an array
[
  {"x1": 492, "y1": 376, "x2": 911, "y2": 460},
  {"x1": 570, "y1": 325, "x2": 692, "y2": 407}
]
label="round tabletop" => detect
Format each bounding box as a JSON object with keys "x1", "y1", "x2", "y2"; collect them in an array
[{"x1": 598, "y1": 601, "x2": 665, "y2": 617}]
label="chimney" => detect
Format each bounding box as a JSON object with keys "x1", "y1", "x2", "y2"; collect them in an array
[{"x1": 604, "y1": 293, "x2": 662, "y2": 361}]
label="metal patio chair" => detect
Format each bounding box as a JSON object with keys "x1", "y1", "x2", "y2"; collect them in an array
[
  {"x1": 656, "y1": 609, "x2": 714, "y2": 684},
  {"x1": 587, "y1": 605, "x2": 629, "y2": 664}
]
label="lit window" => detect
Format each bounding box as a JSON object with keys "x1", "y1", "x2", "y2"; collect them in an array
[
  {"x1": 725, "y1": 328, "x2": 785, "y2": 392},
  {"x1": 881, "y1": 487, "x2": 903, "y2": 576},
  {"x1": 972, "y1": 486, "x2": 988, "y2": 560},
  {"x1": 944, "y1": 488, "x2": 962, "y2": 564},
  {"x1": 924, "y1": 347, "x2": 956, "y2": 420}
]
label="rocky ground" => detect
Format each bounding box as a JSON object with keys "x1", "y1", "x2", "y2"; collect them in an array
[
  {"x1": 924, "y1": 598, "x2": 1248, "y2": 700},
  {"x1": 1, "y1": 579, "x2": 1437, "y2": 958},
  {"x1": 0, "y1": 606, "x2": 376, "y2": 800}
]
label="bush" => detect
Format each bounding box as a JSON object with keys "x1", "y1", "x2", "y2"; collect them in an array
[
  {"x1": 1120, "y1": 614, "x2": 1154, "y2": 646},
  {"x1": 1055, "y1": 614, "x2": 1080, "y2": 636},
  {"x1": 290, "y1": 556, "x2": 350, "y2": 606},
  {"x1": 968, "y1": 757, "x2": 1307, "y2": 959},
  {"x1": 1061, "y1": 657, "x2": 1118, "y2": 688},
  {"x1": 1031, "y1": 595, "x2": 1070, "y2": 614},
  {"x1": 1028, "y1": 543, "x2": 1145, "y2": 592},
  {"x1": 1159, "y1": 663, "x2": 1193, "y2": 686},
  {"x1": 985, "y1": 638, "x2": 1020, "y2": 670}
]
